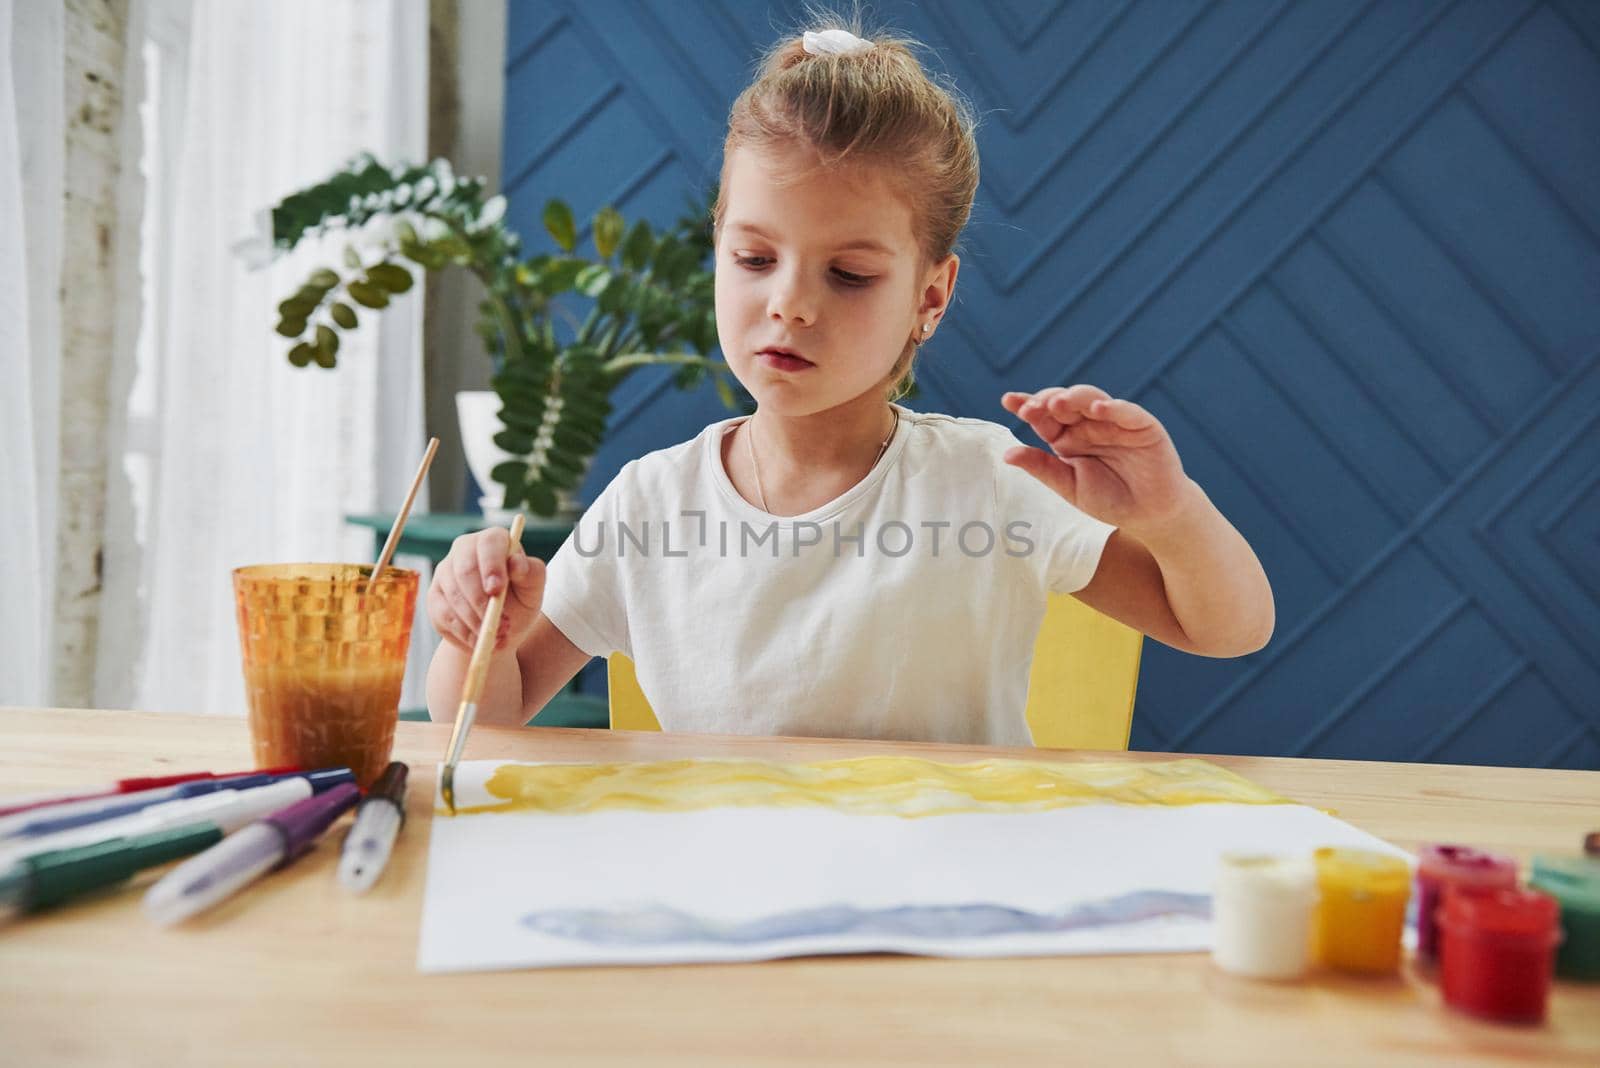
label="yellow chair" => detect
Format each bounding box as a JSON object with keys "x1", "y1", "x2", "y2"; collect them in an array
[{"x1": 608, "y1": 593, "x2": 1143, "y2": 750}]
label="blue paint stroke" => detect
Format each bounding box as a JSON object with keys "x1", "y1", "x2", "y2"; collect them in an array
[{"x1": 520, "y1": 891, "x2": 1211, "y2": 946}]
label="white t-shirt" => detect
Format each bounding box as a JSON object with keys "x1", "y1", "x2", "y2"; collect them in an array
[{"x1": 541, "y1": 403, "x2": 1116, "y2": 746}]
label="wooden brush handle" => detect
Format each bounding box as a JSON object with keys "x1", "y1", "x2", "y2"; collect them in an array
[{"x1": 459, "y1": 514, "x2": 526, "y2": 705}]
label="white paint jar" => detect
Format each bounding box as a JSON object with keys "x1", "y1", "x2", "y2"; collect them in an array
[{"x1": 1212, "y1": 852, "x2": 1317, "y2": 979}]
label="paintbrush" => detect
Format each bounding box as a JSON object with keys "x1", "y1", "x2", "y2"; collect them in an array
[
  {"x1": 370, "y1": 437, "x2": 440, "y2": 585},
  {"x1": 440, "y1": 512, "x2": 526, "y2": 813}
]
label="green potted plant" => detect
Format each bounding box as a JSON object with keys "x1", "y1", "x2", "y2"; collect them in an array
[{"x1": 240, "y1": 153, "x2": 740, "y2": 517}]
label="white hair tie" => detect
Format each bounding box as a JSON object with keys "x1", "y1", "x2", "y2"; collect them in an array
[{"x1": 803, "y1": 29, "x2": 872, "y2": 57}]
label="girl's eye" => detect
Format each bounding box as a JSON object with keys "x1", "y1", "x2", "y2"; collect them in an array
[{"x1": 730, "y1": 254, "x2": 873, "y2": 287}]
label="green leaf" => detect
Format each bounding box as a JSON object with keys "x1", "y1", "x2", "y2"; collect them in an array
[
  {"x1": 497, "y1": 405, "x2": 547, "y2": 434},
  {"x1": 498, "y1": 477, "x2": 525, "y2": 511},
  {"x1": 490, "y1": 460, "x2": 529, "y2": 485},
  {"x1": 367, "y1": 263, "x2": 414, "y2": 293},
  {"x1": 597, "y1": 275, "x2": 630, "y2": 317},
  {"x1": 399, "y1": 240, "x2": 446, "y2": 270},
  {"x1": 574, "y1": 265, "x2": 611, "y2": 297},
  {"x1": 330, "y1": 302, "x2": 358, "y2": 329},
  {"x1": 543, "y1": 200, "x2": 577, "y2": 253},
  {"x1": 524, "y1": 481, "x2": 558, "y2": 518},
  {"x1": 279, "y1": 296, "x2": 316, "y2": 320},
  {"x1": 552, "y1": 423, "x2": 601, "y2": 454},
  {"x1": 435, "y1": 234, "x2": 472, "y2": 261},
  {"x1": 315, "y1": 324, "x2": 340, "y2": 356},
  {"x1": 620, "y1": 220, "x2": 654, "y2": 271},
  {"x1": 308, "y1": 268, "x2": 340, "y2": 289},
  {"x1": 348, "y1": 281, "x2": 389, "y2": 309},
  {"x1": 312, "y1": 344, "x2": 337, "y2": 369},
  {"x1": 536, "y1": 258, "x2": 586, "y2": 295},
  {"x1": 542, "y1": 447, "x2": 587, "y2": 479},
  {"x1": 493, "y1": 428, "x2": 534, "y2": 454},
  {"x1": 543, "y1": 463, "x2": 580, "y2": 492},
  {"x1": 288, "y1": 343, "x2": 315, "y2": 368},
  {"x1": 343, "y1": 244, "x2": 362, "y2": 270},
  {"x1": 654, "y1": 242, "x2": 693, "y2": 288},
  {"x1": 394, "y1": 219, "x2": 418, "y2": 245},
  {"x1": 592, "y1": 206, "x2": 624, "y2": 260},
  {"x1": 275, "y1": 318, "x2": 306, "y2": 339}
]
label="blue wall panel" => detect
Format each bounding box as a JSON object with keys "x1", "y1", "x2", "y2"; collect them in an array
[{"x1": 502, "y1": 0, "x2": 1600, "y2": 768}]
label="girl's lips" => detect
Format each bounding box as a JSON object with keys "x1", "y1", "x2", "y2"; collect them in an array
[{"x1": 760, "y1": 351, "x2": 815, "y2": 372}]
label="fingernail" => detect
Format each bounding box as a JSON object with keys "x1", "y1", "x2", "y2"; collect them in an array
[{"x1": 485, "y1": 577, "x2": 501, "y2": 594}]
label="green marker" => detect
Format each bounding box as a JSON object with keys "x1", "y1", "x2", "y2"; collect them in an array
[{"x1": 0, "y1": 824, "x2": 223, "y2": 917}]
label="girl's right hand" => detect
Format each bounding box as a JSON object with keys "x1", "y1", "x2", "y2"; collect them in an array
[{"x1": 427, "y1": 527, "x2": 546, "y2": 654}]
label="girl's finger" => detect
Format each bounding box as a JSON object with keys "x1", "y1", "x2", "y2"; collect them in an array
[
  {"x1": 476, "y1": 529, "x2": 512, "y2": 596},
  {"x1": 1048, "y1": 418, "x2": 1144, "y2": 453},
  {"x1": 1016, "y1": 393, "x2": 1066, "y2": 443},
  {"x1": 432, "y1": 606, "x2": 474, "y2": 652},
  {"x1": 1045, "y1": 384, "x2": 1111, "y2": 424},
  {"x1": 442, "y1": 576, "x2": 484, "y2": 630},
  {"x1": 1087, "y1": 396, "x2": 1154, "y2": 430},
  {"x1": 508, "y1": 556, "x2": 546, "y2": 611},
  {"x1": 1002, "y1": 444, "x2": 1084, "y2": 504},
  {"x1": 450, "y1": 547, "x2": 488, "y2": 614}
]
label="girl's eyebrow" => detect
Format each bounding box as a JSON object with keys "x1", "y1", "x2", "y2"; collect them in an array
[{"x1": 726, "y1": 221, "x2": 894, "y2": 255}]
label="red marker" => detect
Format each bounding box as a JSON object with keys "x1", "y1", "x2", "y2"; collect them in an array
[{"x1": 0, "y1": 767, "x2": 301, "y2": 821}]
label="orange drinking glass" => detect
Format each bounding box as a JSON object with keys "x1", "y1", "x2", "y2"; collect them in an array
[{"x1": 233, "y1": 564, "x2": 419, "y2": 788}]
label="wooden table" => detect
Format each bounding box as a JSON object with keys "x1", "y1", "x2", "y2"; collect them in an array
[{"x1": 1, "y1": 707, "x2": 1596, "y2": 1067}]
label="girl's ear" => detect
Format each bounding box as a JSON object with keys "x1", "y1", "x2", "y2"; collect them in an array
[{"x1": 917, "y1": 253, "x2": 960, "y2": 328}]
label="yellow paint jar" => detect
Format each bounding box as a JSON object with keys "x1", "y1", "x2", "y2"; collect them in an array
[{"x1": 1313, "y1": 847, "x2": 1412, "y2": 973}]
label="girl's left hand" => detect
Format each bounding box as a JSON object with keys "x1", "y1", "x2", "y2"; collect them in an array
[{"x1": 1001, "y1": 385, "x2": 1195, "y2": 536}]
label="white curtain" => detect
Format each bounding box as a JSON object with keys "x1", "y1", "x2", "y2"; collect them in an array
[
  {"x1": 96, "y1": 0, "x2": 433, "y2": 715},
  {"x1": 0, "y1": 1, "x2": 63, "y2": 707}
]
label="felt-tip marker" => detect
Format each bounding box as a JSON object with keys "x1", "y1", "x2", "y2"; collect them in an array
[
  {"x1": 0, "y1": 777, "x2": 315, "y2": 867},
  {"x1": 337, "y1": 762, "x2": 409, "y2": 893},
  {"x1": 143, "y1": 783, "x2": 361, "y2": 925},
  {"x1": 0, "y1": 767, "x2": 300, "y2": 819},
  {"x1": 0, "y1": 766, "x2": 301, "y2": 837},
  {"x1": 0, "y1": 825, "x2": 225, "y2": 919}
]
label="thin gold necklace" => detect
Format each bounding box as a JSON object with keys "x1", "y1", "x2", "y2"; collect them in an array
[{"x1": 747, "y1": 408, "x2": 899, "y2": 514}]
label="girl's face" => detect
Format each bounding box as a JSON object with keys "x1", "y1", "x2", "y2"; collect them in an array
[{"x1": 714, "y1": 145, "x2": 954, "y2": 417}]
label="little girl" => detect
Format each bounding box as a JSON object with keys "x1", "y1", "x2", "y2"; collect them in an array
[{"x1": 426, "y1": 20, "x2": 1274, "y2": 744}]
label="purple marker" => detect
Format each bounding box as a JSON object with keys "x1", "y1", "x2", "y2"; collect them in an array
[{"x1": 141, "y1": 783, "x2": 360, "y2": 925}]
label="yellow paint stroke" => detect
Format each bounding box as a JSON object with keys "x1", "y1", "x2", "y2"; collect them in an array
[{"x1": 447, "y1": 757, "x2": 1289, "y2": 819}]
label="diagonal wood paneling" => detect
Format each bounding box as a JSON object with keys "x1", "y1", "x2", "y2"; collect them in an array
[{"x1": 503, "y1": 1, "x2": 1600, "y2": 769}]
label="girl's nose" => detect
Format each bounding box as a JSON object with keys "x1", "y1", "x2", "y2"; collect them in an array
[{"x1": 766, "y1": 267, "x2": 817, "y2": 326}]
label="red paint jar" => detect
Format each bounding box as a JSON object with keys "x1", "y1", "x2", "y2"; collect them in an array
[
  {"x1": 1438, "y1": 887, "x2": 1562, "y2": 1024},
  {"x1": 1415, "y1": 844, "x2": 1518, "y2": 961}
]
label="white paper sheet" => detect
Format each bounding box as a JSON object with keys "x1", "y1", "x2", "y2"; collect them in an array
[{"x1": 417, "y1": 759, "x2": 1408, "y2": 973}]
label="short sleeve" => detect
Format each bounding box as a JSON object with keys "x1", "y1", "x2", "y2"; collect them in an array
[
  {"x1": 540, "y1": 465, "x2": 633, "y2": 658},
  {"x1": 989, "y1": 427, "x2": 1116, "y2": 595}
]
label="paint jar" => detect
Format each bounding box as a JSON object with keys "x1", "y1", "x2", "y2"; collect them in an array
[
  {"x1": 1438, "y1": 886, "x2": 1561, "y2": 1023},
  {"x1": 234, "y1": 564, "x2": 418, "y2": 789},
  {"x1": 1528, "y1": 855, "x2": 1600, "y2": 980},
  {"x1": 1312, "y1": 847, "x2": 1411, "y2": 974},
  {"x1": 1213, "y1": 853, "x2": 1317, "y2": 979},
  {"x1": 1415, "y1": 844, "x2": 1517, "y2": 963}
]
